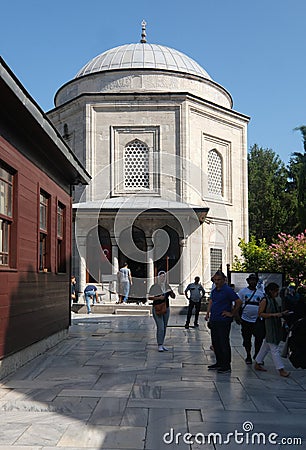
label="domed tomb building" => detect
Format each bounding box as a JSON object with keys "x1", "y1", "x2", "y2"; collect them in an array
[{"x1": 47, "y1": 22, "x2": 249, "y2": 296}]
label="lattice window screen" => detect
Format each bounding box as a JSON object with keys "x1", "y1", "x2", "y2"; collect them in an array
[
  {"x1": 210, "y1": 248, "x2": 222, "y2": 276},
  {"x1": 208, "y1": 150, "x2": 223, "y2": 195},
  {"x1": 124, "y1": 139, "x2": 150, "y2": 190}
]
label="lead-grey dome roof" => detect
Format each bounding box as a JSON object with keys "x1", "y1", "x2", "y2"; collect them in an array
[{"x1": 75, "y1": 43, "x2": 212, "y2": 80}]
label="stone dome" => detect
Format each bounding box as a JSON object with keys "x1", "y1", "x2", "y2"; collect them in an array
[
  {"x1": 53, "y1": 27, "x2": 232, "y2": 109},
  {"x1": 75, "y1": 43, "x2": 212, "y2": 81}
]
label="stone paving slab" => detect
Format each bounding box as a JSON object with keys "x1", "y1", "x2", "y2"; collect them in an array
[{"x1": 0, "y1": 312, "x2": 305, "y2": 449}]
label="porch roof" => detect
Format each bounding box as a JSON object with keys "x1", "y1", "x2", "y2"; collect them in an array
[{"x1": 73, "y1": 197, "x2": 209, "y2": 221}]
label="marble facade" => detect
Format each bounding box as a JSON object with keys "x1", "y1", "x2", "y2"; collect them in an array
[{"x1": 47, "y1": 30, "x2": 249, "y2": 296}]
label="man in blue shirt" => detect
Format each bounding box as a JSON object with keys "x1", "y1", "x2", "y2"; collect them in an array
[
  {"x1": 84, "y1": 284, "x2": 99, "y2": 314},
  {"x1": 205, "y1": 271, "x2": 242, "y2": 373}
]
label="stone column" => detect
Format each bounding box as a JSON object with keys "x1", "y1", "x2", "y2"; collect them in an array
[
  {"x1": 76, "y1": 236, "x2": 87, "y2": 295},
  {"x1": 146, "y1": 237, "x2": 154, "y2": 291},
  {"x1": 179, "y1": 238, "x2": 189, "y2": 294},
  {"x1": 111, "y1": 237, "x2": 119, "y2": 300}
]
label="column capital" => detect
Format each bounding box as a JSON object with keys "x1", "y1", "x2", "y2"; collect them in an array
[
  {"x1": 76, "y1": 235, "x2": 87, "y2": 246},
  {"x1": 145, "y1": 236, "x2": 154, "y2": 247},
  {"x1": 110, "y1": 236, "x2": 120, "y2": 246},
  {"x1": 179, "y1": 238, "x2": 188, "y2": 247}
]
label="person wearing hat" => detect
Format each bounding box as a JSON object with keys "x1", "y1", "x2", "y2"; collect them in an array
[{"x1": 237, "y1": 273, "x2": 266, "y2": 364}]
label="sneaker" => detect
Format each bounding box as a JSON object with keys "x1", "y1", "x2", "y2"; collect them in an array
[
  {"x1": 279, "y1": 368, "x2": 290, "y2": 378},
  {"x1": 253, "y1": 357, "x2": 264, "y2": 366},
  {"x1": 245, "y1": 357, "x2": 252, "y2": 365},
  {"x1": 184, "y1": 324, "x2": 189, "y2": 329},
  {"x1": 254, "y1": 362, "x2": 267, "y2": 372},
  {"x1": 217, "y1": 368, "x2": 231, "y2": 373},
  {"x1": 208, "y1": 364, "x2": 220, "y2": 370},
  {"x1": 194, "y1": 323, "x2": 199, "y2": 327},
  {"x1": 158, "y1": 345, "x2": 164, "y2": 352},
  {"x1": 162, "y1": 346, "x2": 169, "y2": 351}
]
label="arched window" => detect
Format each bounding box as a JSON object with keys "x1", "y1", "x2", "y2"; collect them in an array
[
  {"x1": 208, "y1": 150, "x2": 223, "y2": 196},
  {"x1": 124, "y1": 139, "x2": 149, "y2": 190}
]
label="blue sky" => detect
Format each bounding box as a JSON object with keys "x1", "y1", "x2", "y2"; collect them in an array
[{"x1": 1, "y1": 0, "x2": 305, "y2": 164}]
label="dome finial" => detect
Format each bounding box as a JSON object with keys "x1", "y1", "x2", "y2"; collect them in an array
[{"x1": 140, "y1": 19, "x2": 147, "y2": 43}]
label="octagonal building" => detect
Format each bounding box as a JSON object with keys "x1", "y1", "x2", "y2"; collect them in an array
[{"x1": 48, "y1": 23, "x2": 249, "y2": 296}]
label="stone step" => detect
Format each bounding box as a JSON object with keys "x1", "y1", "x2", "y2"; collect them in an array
[
  {"x1": 114, "y1": 308, "x2": 151, "y2": 316},
  {"x1": 71, "y1": 303, "x2": 207, "y2": 316}
]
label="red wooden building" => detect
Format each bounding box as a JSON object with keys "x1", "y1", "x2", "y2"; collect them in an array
[{"x1": 0, "y1": 58, "x2": 90, "y2": 378}]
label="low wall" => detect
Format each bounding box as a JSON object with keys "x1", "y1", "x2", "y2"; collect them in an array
[{"x1": 0, "y1": 329, "x2": 68, "y2": 380}]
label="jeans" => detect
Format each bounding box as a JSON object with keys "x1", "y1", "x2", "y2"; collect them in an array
[
  {"x1": 210, "y1": 320, "x2": 232, "y2": 370},
  {"x1": 186, "y1": 300, "x2": 201, "y2": 325},
  {"x1": 121, "y1": 281, "x2": 130, "y2": 303},
  {"x1": 84, "y1": 290, "x2": 96, "y2": 313},
  {"x1": 153, "y1": 307, "x2": 170, "y2": 345}
]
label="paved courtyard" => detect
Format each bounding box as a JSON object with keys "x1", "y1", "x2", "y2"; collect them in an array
[{"x1": 0, "y1": 310, "x2": 305, "y2": 450}]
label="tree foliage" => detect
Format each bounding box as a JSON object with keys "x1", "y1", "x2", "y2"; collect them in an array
[
  {"x1": 232, "y1": 232, "x2": 306, "y2": 284},
  {"x1": 270, "y1": 231, "x2": 306, "y2": 284},
  {"x1": 289, "y1": 126, "x2": 306, "y2": 231},
  {"x1": 248, "y1": 144, "x2": 295, "y2": 243},
  {"x1": 232, "y1": 236, "x2": 275, "y2": 273}
]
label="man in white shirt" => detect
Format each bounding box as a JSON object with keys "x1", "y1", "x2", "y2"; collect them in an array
[
  {"x1": 184, "y1": 276, "x2": 205, "y2": 329},
  {"x1": 118, "y1": 262, "x2": 133, "y2": 303},
  {"x1": 238, "y1": 273, "x2": 265, "y2": 364}
]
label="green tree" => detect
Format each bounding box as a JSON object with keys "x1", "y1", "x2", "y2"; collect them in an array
[
  {"x1": 232, "y1": 236, "x2": 275, "y2": 272},
  {"x1": 289, "y1": 126, "x2": 306, "y2": 231},
  {"x1": 248, "y1": 144, "x2": 295, "y2": 243},
  {"x1": 232, "y1": 232, "x2": 306, "y2": 284}
]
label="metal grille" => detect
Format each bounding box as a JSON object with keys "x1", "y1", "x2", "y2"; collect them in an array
[
  {"x1": 124, "y1": 139, "x2": 149, "y2": 189},
  {"x1": 208, "y1": 150, "x2": 222, "y2": 195},
  {"x1": 210, "y1": 248, "x2": 222, "y2": 276}
]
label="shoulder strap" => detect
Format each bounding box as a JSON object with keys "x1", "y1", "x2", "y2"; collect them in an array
[{"x1": 241, "y1": 289, "x2": 257, "y2": 312}]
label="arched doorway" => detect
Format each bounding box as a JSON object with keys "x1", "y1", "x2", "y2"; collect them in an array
[
  {"x1": 86, "y1": 226, "x2": 112, "y2": 283},
  {"x1": 155, "y1": 225, "x2": 180, "y2": 284},
  {"x1": 118, "y1": 226, "x2": 147, "y2": 301}
]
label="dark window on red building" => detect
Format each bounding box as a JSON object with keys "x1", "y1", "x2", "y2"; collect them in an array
[
  {"x1": 57, "y1": 202, "x2": 66, "y2": 273},
  {"x1": 39, "y1": 191, "x2": 50, "y2": 271},
  {"x1": 0, "y1": 163, "x2": 14, "y2": 267}
]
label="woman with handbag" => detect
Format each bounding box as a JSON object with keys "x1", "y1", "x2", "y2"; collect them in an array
[
  {"x1": 148, "y1": 271, "x2": 176, "y2": 352},
  {"x1": 254, "y1": 282, "x2": 290, "y2": 377}
]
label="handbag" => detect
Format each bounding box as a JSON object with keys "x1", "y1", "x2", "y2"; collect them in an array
[
  {"x1": 254, "y1": 316, "x2": 266, "y2": 339},
  {"x1": 153, "y1": 301, "x2": 167, "y2": 316}
]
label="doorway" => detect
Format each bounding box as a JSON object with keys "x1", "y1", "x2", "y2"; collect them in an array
[
  {"x1": 155, "y1": 225, "x2": 180, "y2": 284},
  {"x1": 86, "y1": 226, "x2": 112, "y2": 283},
  {"x1": 118, "y1": 226, "x2": 147, "y2": 301}
]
